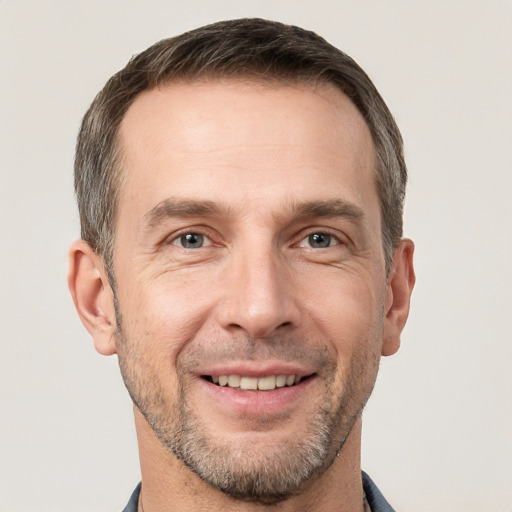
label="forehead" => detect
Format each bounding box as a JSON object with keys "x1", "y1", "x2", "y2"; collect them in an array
[{"x1": 116, "y1": 79, "x2": 377, "y2": 222}]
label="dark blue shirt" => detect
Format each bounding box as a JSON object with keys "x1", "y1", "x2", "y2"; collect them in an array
[{"x1": 122, "y1": 472, "x2": 395, "y2": 511}]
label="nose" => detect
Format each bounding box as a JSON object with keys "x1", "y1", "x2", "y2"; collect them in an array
[{"x1": 216, "y1": 243, "x2": 301, "y2": 338}]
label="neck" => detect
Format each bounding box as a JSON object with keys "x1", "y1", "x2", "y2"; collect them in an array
[{"x1": 134, "y1": 408, "x2": 366, "y2": 512}]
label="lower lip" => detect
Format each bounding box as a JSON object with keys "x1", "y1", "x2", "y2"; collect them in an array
[{"x1": 199, "y1": 377, "x2": 314, "y2": 416}]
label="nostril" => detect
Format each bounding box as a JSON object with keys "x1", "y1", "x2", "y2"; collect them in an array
[{"x1": 226, "y1": 320, "x2": 294, "y2": 337}]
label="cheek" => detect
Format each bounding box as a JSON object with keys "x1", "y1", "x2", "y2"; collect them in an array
[
  {"x1": 118, "y1": 272, "x2": 219, "y2": 362},
  {"x1": 298, "y1": 269, "x2": 385, "y2": 369}
]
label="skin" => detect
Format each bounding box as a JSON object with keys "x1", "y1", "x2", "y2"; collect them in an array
[{"x1": 69, "y1": 80, "x2": 415, "y2": 511}]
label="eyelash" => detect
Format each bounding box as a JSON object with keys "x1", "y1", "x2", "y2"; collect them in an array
[
  {"x1": 167, "y1": 228, "x2": 345, "y2": 251},
  {"x1": 170, "y1": 231, "x2": 214, "y2": 249},
  {"x1": 295, "y1": 230, "x2": 344, "y2": 249}
]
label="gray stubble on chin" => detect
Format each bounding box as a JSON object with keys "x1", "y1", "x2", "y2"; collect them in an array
[
  {"x1": 154, "y1": 362, "x2": 358, "y2": 504},
  {"x1": 163, "y1": 380, "x2": 336, "y2": 503},
  {"x1": 117, "y1": 331, "x2": 380, "y2": 504}
]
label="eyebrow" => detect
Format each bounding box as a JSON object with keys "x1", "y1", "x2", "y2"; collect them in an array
[
  {"x1": 143, "y1": 197, "x2": 366, "y2": 230},
  {"x1": 291, "y1": 199, "x2": 366, "y2": 223},
  {"x1": 143, "y1": 198, "x2": 230, "y2": 229}
]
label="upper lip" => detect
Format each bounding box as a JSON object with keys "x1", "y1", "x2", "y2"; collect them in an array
[{"x1": 195, "y1": 362, "x2": 316, "y2": 378}]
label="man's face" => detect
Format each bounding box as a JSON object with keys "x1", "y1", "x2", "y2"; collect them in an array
[{"x1": 113, "y1": 80, "x2": 390, "y2": 501}]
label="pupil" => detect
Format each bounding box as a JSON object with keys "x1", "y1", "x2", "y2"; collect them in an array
[
  {"x1": 181, "y1": 233, "x2": 203, "y2": 248},
  {"x1": 309, "y1": 233, "x2": 330, "y2": 248}
]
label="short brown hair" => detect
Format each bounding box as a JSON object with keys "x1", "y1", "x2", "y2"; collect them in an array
[{"x1": 75, "y1": 18, "x2": 407, "y2": 277}]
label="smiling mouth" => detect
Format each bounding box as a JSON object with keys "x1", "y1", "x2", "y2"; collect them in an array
[{"x1": 202, "y1": 374, "x2": 314, "y2": 391}]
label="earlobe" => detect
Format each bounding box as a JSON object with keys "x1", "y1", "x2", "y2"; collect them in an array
[
  {"x1": 382, "y1": 238, "x2": 415, "y2": 356},
  {"x1": 67, "y1": 240, "x2": 117, "y2": 356}
]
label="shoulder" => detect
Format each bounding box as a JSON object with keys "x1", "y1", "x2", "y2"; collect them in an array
[
  {"x1": 121, "y1": 477, "x2": 394, "y2": 511},
  {"x1": 362, "y1": 472, "x2": 396, "y2": 512},
  {"x1": 121, "y1": 482, "x2": 141, "y2": 512}
]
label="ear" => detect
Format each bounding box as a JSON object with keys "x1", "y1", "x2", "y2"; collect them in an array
[
  {"x1": 382, "y1": 238, "x2": 415, "y2": 356},
  {"x1": 68, "y1": 239, "x2": 117, "y2": 356}
]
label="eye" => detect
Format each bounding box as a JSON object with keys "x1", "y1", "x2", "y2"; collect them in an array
[
  {"x1": 298, "y1": 232, "x2": 340, "y2": 249},
  {"x1": 172, "y1": 232, "x2": 211, "y2": 249}
]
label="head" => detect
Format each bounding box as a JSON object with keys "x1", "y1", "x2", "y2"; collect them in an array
[
  {"x1": 75, "y1": 18, "x2": 406, "y2": 281},
  {"x1": 69, "y1": 18, "x2": 414, "y2": 505}
]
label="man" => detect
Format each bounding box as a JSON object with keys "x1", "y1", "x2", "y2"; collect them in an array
[{"x1": 68, "y1": 18, "x2": 415, "y2": 512}]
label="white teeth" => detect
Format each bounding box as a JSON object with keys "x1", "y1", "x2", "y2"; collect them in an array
[
  {"x1": 258, "y1": 376, "x2": 276, "y2": 390},
  {"x1": 228, "y1": 375, "x2": 240, "y2": 388},
  {"x1": 240, "y1": 377, "x2": 258, "y2": 390},
  {"x1": 211, "y1": 374, "x2": 302, "y2": 390},
  {"x1": 275, "y1": 375, "x2": 287, "y2": 387}
]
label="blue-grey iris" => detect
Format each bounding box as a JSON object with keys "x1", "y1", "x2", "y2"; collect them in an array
[
  {"x1": 180, "y1": 233, "x2": 204, "y2": 248},
  {"x1": 308, "y1": 233, "x2": 331, "y2": 248}
]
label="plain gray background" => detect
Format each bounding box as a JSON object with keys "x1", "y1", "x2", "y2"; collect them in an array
[{"x1": 1, "y1": 1, "x2": 511, "y2": 511}]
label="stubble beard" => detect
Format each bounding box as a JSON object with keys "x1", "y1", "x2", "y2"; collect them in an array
[{"x1": 116, "y1": 330, "x2": 381, "y2": 504}]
